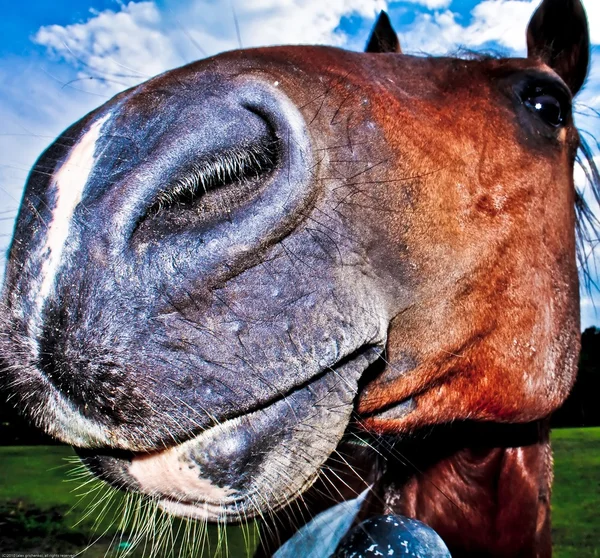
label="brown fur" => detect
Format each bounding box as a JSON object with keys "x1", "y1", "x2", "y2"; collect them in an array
[
  {"x1": 250, "y1": 3, "x2": 587, "y2": 552},
  {"x1": 0, "y1": 1, "x2": 591, "y2": 556}
]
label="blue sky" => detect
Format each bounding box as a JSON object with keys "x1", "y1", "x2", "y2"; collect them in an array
[{"x1": 1, "y1": 0, "x2": 599, "y2": 328}]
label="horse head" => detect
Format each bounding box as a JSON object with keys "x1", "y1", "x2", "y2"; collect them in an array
[{"x1": 0, "y1": 0, "x2": 593, "y2": 554}]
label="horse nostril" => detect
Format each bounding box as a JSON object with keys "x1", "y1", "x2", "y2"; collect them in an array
[
  {"x1": 133, "y1": 103, "x2": 282, "y2": 241},
  {"x1": 146, "y1": 136, "x2": 279, "y2": 217},
  {"x1": 120, "y1": 78, "x2": 313, "y2": 285}
]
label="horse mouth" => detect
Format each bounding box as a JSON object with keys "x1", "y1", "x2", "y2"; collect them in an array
[{"x1": 78, "y1": 345, "x2": 384, "y2": 521}]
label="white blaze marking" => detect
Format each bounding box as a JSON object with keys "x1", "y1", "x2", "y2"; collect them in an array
[{"x1": 36, "y1": 113, "x2": 111, "y2": 314}]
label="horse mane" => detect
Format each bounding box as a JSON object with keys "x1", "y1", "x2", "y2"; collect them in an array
[{"x1": 575, "y1": 135, "x2": 600, "y2": 292}]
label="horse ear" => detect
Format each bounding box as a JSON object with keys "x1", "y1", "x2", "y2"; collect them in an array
[
  {"x1": 366, "y1": 11, "x2": 401, "y2": 54},
  {"x1": 526, "y1": 0, "x2": 589, "y2": 95}
]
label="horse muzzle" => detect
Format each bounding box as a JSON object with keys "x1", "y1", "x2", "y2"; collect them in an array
[{"x1": 76, "y1": 346, "x2": 382, "y2": 520}]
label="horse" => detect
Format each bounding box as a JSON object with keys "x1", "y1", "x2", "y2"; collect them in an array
[{"x1": 0, "y1": 0, "x2": 594, "y2": 555}]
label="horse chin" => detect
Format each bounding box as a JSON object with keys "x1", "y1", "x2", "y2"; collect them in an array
[{"x1": 78, "y1": 345, "x2": 383, "y2": 522}]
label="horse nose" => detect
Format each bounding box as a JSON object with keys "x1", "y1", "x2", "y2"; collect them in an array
[
  {"x1": 30, "y1": 74, "x2": 315, "y2": 317},
  {"x1": 23, "y1": 75, "x2": 315, "y2": 433}
]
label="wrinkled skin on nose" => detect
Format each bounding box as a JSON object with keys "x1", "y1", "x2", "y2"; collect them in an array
[{"x1": 0, "y1": 42, "x2": 580, "y2": 523}]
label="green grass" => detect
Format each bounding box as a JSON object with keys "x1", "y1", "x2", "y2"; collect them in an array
[
  {"x1": 551, "y1": 427, "x2": 600, "y2": 558},
  {"x1": 0, "y1": 428, "x2": 598, "y2": 556},
  {"x1": 0, "y1": 445, "x2": 258, "y2": 557},
  {"x1": 0, "y1": 445, "x2": 78, "y2": 507}
]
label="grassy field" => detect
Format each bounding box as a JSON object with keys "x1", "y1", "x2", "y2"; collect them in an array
[
  {"x1": 0, "y1": 445, "x2": 258, "y2": 557},
  {"x1": 551, "y1": 427, "x2": 600, "y2": 557},
  {"x1": 0, "y1": 428, "x2": 598, "y2": 557}
]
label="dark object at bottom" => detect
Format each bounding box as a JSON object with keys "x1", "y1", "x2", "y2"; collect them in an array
[{"x1": 334, "y1": 514, "x2": 452, "y2": 557}]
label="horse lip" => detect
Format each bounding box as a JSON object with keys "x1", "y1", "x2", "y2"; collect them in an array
[
  {"x1": 156, "y1": 497, "x2": 249, "y2": 521},
  {"x1": 370, "y1": 397, "x2": 417, "y2": 420},
  {"x1": 79, "y1": 345, "x2": 383, "y2": 459},
  {"x1": 141, "y1": 343, "x2": 386, "y2": 453},
  {"x1": 77, "y1": 344, "x2": 385, "y2": 520}
]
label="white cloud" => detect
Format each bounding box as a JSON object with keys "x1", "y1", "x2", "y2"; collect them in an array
[
  {"x1": 581, "y1": 293, "x2": 600, "y2": 330},
  {"x1": 397, "y1": 0, "x2": 452, "y2": 10},
  {"x1": 400, "y1": 0, "x2": 598, "y2": 57},
  {"x1": 462, "y1": 0, "x2": 538, "y2": 51},
  {"x1": 34, "y1": 2, "x2": 183, "y2": 95},
  {"x1": 575, "y1": 50, "x2": 600, "y2": 167},
  {"x1": 32, "y1": 0, "x2": 387, "y2": 96},
  {"x1": 400, "y1": 0, "x2": 536, "y2": 55},
  {"x1": 583, "y1": 0, "x2": 600, "y2": 45},
  {"x1": 398, "y1": 11, "x2": 461, "y2": 54}
]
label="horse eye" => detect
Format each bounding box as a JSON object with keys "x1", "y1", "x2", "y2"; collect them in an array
[{"x1": 523, "y1": 92, "x2": 564, "y2": 127}]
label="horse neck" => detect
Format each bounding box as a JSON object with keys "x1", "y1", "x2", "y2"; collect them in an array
[
  {"x1": 370, "y1": 420, "x2": 553, "y2": 558},
  {"x1": 256, "y1": 421, "x2": 553, "y2": 557}
]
